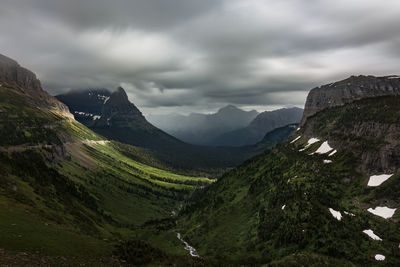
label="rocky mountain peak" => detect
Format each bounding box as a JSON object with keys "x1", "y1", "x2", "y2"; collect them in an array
[
  {"x1": 96, "y1": 86, "x2": 145, "y2": 126},
  {"x1": 0, "y1": 54, "x2": 72, "y2": 117},
  {"x1": 0, "y1": 54, "x2": 42, "y2": 92},
  {"x1": 301, "y1": 75, "x2": 400, "y2": 124}
]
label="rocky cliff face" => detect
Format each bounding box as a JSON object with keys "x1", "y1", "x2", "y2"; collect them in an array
[
  {"x1": 301, "y1": 75, "x2": 400, "y2": 124},
  {"x1": 0, "y1": 54, "x2": 72, "y2": 117},
  {"x1": 299, "y1": 95, "x2": 400, "y2": 175}
]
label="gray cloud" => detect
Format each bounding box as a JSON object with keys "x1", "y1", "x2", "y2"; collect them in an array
[{"x1": 1, "y1": 0, "x2": 400, "y2": 115}]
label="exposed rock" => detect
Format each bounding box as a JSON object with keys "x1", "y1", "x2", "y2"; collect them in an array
[
  {"x1": 0, "y1": 54, "x2": 72, "y2": 117},
  {"x1": 301, "y1": 75, "x2": 400, "y2": 124},
  {"x1": 95, "y1": 86, "x2": 147, "y2": 127}
]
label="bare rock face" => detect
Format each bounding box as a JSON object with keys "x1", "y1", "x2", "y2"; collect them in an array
[
  {"x1": 0, "y1": 54, "x2": 72, "y2": 117},
  {"x1": 301, "y1": 75, "x2": 400, "y2": 124}
]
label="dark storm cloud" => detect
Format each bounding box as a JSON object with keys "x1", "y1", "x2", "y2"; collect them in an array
[{"x1": 1, "y1": 0, "x2": 400, "y2": 115}]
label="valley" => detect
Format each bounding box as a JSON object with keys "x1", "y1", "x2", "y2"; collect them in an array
[{"x1": 1, "y1": 56, "x2": 400, "y2": 266}]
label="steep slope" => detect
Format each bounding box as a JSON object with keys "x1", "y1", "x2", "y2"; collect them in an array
[
  {"x1": 301, "y1": 75, "x2": 400, "y2": 124},
  {"x1": 177, "y1": 90, "x2": 400, "y2": 265},
  {"x1": 0, "y1": 54, "x2": 213, "y2": 264},
  {"x1": 147, "y1": 105, "x2": 259, "y2": 145},
  {"x1": 55, "y1": 88, "x2": 111, "y2": 124},
  {"x1": 211, "y1": 107, "x2": 303, "y2": 146}
]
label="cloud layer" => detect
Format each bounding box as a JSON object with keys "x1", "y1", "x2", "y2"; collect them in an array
[{"x1": 1, "y1": 0, "x2": 400, "y2": 115}]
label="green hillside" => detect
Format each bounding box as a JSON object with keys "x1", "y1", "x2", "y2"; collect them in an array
[
  {"x1": 177, "y1": 96, "x2": 400, "y2": 266},
  {"x1": 0, "y1": 83, "x2": 213, "y2": 265}
]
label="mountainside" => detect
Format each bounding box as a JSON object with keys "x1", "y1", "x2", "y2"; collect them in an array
[
  {"x1": 301, "y1": 75, "x2": 400, "y2": 124},
  {"x1": 0, "y1": 54, "x2": 214, "y2": 265},
  {"x1": 147, "y1": 105, "x2": 259, "y2": 145},
  {"x1": 0, "y1": 54, "x2": 71, "y2": 117},
  {"x1": 58, "y1": 89, "x2": 284, "y2": 176},
  {"x1": 55, "y1": 88, "x2": 110, "y2": 123},
  {"x1": 176, "y1": 81, "x2": 400, "y2": 265},
  {"x1": 211, "y1": 107, "x2": 303, "y2": 146}
]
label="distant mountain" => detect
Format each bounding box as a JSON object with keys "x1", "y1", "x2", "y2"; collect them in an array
[
  {"x1": 147, "y1": 105, "x2": 259, "y2": 145},
  {"x1": 211, "y1": 107, "x2": 303, "y2": 146}
]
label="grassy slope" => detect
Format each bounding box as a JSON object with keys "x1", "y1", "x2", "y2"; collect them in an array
[
  {"x1": 0, "y1": 84, "x2": 213, "y2": 263},
  {"x1": 178, "y1": 96, "x2": 400, "y2": 266}
]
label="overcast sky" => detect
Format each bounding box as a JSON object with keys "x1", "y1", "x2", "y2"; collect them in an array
[{"x1": 1, "y1": 0, "x2": 400, "y2": 115}]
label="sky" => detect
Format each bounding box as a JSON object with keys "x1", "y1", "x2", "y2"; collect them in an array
[{"x1": 1, "y1": 0, "x2": 400, "y2": 115}]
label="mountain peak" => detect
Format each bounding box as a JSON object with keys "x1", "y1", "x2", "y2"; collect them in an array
[{"x1": 0, "y1": 53, "x2": 71, "y2": 117}]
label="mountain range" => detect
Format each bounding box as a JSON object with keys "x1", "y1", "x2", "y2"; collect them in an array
[
  {"x1": 147, "y1": 105, "x2": 259, "y2": 145},
  {"x1": 210, "y1": 107, "x2": 303, "y2": 146},
  {"x1": 56, "y1": 88, "x2": 297, "y2": 176},
  {"x1": 2, "y1": 52, "x2": 400, "y2": 266}
]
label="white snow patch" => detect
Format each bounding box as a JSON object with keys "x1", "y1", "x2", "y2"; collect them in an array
[
  {"x1": 282, "y1": 205, "x2": 286, "y2": 210},
  {"x1": 329, "y1": 208, "x2": 342, "y2": 221},
  {"x1": 323, "y1": 160, "x2": 332, "y2": 164},
  {"x1": 375, "y1": 254, "x2": 385, "y2": 261},
  {"x1": 177, "y1": 233, "x2": 200, "y2": 257},
  {"x1": 367, "y1": 174, "x2": 393, "y2": 187},
  {"x1": 314, "y1": 141, "x2": 334, "y2": 154},
  {"x1": 296, "y1": 127, "x2": 301, "y2": 132},
  {"x1": 388, "y1": 75, "x2": 399, "y2": 79},
  {"x1": 92, "y1": 115, "x2": 101, "y2": 120},
  {"x1": 363, "y1": 229, "x2": 382, "y2": 241},
  {"x1": 104, "y1": 96, "x2": 110, "y2": 104},
  {"x1": 367, "y1": 206, "x2": 397, "y2": 219},
  {"x1": 290, "y1": 136, "x2": 301, "y2": 143},
  {"x1": 299, "y1": 138, "x2": 320, "y2": 151},
  {"x1": 344, "y1": 211, "x2": 355, "y2": 217},
  {"x1": 328, "y1": 150, "x2": 337, "y2": 156}
]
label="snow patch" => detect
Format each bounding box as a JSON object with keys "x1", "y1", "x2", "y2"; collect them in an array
[
  {"x1": 299, "y1": 138, "x2": 320, "y2": 151},
  {"x1": 375, "y1": 254, "x2": 385, "y2": 261},
  {"x1": 290, "y1": 136, "x2": 301, "y2": 144},
  {"x1": 388, "y1": 75, "x2": 399, "y2": 79},
  {"x1": 282, "y1": 205, "x2": 286, "y2": 210},
  {"x1": 367, "y1": 206, "x2": 397, "y2": 219},
  {"x1": 363, "y1": 229, "x2": 382, "y2": 241},
  {"x1": 92, "y1": 115, "x2": 101, "y2": 120},
  {"x1": 328, "y1": 150, "x2": 337, "y2": 156},
  {"x1": 314, "y1": 141, "x2": 334, "y2": 154},
  {"x1": 296, "y1": 127, "x2": 301, "y2": 132},
  {"x1": 177, "y1": 233, "x2": 200, "y2": 257},
  {"x1": 344, "y1": 211, "x2": 355, "y2": 217},
  {"x1": 323, "y1": 160, "x2": 332, "y2": 164},
  {"x1": 367, "y1": 174, "x2": 393, "y2": 187},
  {"x1": 329, "y1": 208, "x2": 342, "y2": 221}
]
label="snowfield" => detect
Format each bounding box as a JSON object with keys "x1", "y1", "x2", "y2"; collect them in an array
[
  {"x1": 328, "y1": 150, "x2": 337, "y2": 156},
  {"x1": 299, "y1": 138, "x2": 320, "y2": 151},
  {"x1": 367, "y1": 174, "x2": 393, "y2": 187},
  {"x1": 367, "y1": 206, "x2": 397, "y2": 219},
  {"x1": 323, "y1": 160, "x2": 332, "y2": 164},
  {"x1": 329, "y1": 208, "x2": 342, "y2": 221},
  {"x1": 290, "y1": 136, "x2": 301, "y2": 143},
  {"x1": 282, "y1": 205, "x2": 286, "y2": 210},
  {"x1": 363, "y1": 229, "x2": 382, "y2": 241},
  {"x1": 314, "y1": 141, "x2": 333, "y2": 154},
  {"x1": 374, "y1": 254, "x2": 385, "y2": 261}
]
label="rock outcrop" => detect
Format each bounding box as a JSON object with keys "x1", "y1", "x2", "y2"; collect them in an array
[
  {"x1": 0, "y1": 53, "x2": 72, "y2": 117},
  {"x1": 301, "y1": 75, "x2": 400, "y2": 124}
]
